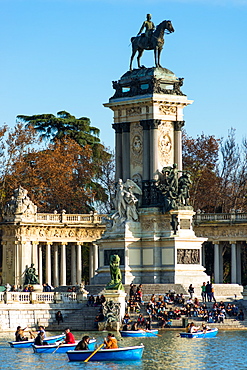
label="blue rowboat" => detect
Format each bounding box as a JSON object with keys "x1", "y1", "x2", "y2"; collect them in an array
[
  {"x1": 180, "y1": 328, "x2": 218, "y2": 338},
  {"x1": 9, "y1": 334, "x2": 65, "y2": 348},
  {"x1": 32, "y1": 339, "x2": 96, "y2": 353},
  {"x1": 121, "y1": 330, "x2": 158, "y2": 337},
  {"x1": 67, "y1": 345, "x2": 144, "y2": 362}
]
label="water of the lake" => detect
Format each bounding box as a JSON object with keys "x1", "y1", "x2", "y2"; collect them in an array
[{"x1": 1, "y1": 330, "x2": 247, "y2": 370}]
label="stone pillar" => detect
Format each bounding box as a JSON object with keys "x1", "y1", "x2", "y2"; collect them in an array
[
  {"x1": 174, "y1": 121, "x2": 185, "y2": 171},
  {"x1": 93, "y1": 243, "x2": 99, "y2": 276},
  {"x1": 140, "y1": 120, "x2": 150, "y2": 181},
  {"x1": 60, "y1": 243, "x2": 67, "y2": 286},
  {"x1": 149, "y1": 119, "x2": 161, "y2": 180},
  {"x1": 38, "y1": 244, "x2": 43, "y2": 285},
  {"x1": 236, "y1": 242, "x2": 242, "y2": 284},
  {"x1": 89, "y1": 244, "x2": 94, "y2": 284},
  {"x1": 46, "y1": 242, "x2": 52, "y2": 286},
  {"x1": 31, "y1": 241, "x2": 39, "y2": 267},
  {"x1": 219, "y1": 244, "x2": 224, "y2": 283},
  {"x1": 71, "y1": 244, "x2": 76, "y2": 285},
  {"x1": 76, "y1": 243, "x2": 82, "y2": 285},
  {"x1": 53, "y1": 244, "x2": 59, "y2": 287},
  {"x1": 121, "y1": 122, "x2": 131, "y2": 181},
  {"x1": 201, "y1": 242, "x2": 206, "y2": 267},
  {"x1": 112, "y1": 123, "x2": 123, "y2": 181},
  {"x1": 214, "y1": 242, "x2": 220, "y2": 284},
  {"x1": 231, "y1": 241, "x2": 237, "y2": 284}
]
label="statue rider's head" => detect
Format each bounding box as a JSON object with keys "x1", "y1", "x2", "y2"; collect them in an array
[{"x1": 147, "y1": 14, "x2": 152, "y2": 21}]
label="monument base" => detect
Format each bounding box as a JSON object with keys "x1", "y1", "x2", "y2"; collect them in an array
[
  {"x1": 101, "y1": 289, "x2": 126, "y2": 322},
  {"x1": 94, "y1": 208, "x2": 209, "y2": 285}
]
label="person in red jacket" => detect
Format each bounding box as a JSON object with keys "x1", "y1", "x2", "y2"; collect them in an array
[{"x1": 64, "y1": 328, "x2": 75, "y2": 344}]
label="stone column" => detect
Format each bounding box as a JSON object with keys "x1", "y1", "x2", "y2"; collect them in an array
[
  {"x1": 174, "y1": 121, "x2": 185, "y2": 171},
  {"x1": 93, "y1": 243, "x2": 99, "y2": 276},
  {"x1": 140, "y1": 120, "x2": 150, "y2": 181},
  {"x1": 219, "y1": 244, "x2": 224, "y2": 283},
  {"x1": 46, "y1": 242, "x2": 52, "y2": 286},
  {"x1": 53, "y1": 244, "x2": 59, "y2": 287},
  {"x1": 31, "y1": 241, "x2": 39, "y2": 267},
  {"x1": 236, "y1": 243, "x2": 242, "y2": 284},
  {"x1": 112, "y1": 123, "x2": 123, "y2": 181},
  {"x1": 214, "y1": 242, "x2": 220, "y2": 284},
  {"x1": 60, "y1": 243, "x2": 67, "y2": 286},
  {"x1": 71, "y1": 244, "x2": 76, "y2": 285},
  {"x1": 121, "y1": 122, "x2": 131, "y2": 181},
  {"x1": 38, "y1": 244, "x2": 43, "y2": 285},
  {"x1": 231, "y1": 241, "x2": 237, "y2": 284},
  {"x1": 149, "y1": 119, "x2": 161, "y2": 180},
  {"x1": 89, "y1": 244, "x2": 94, "y2": 284},
  {"x1": 76, "y1": 243, "x2": 82, "y2": 285},
  {"x1": 201, "y1": 242, "x2": 206, "y2": 267}
]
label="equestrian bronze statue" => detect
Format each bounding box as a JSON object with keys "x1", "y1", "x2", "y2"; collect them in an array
[{"x1": 130, "y1": 19, "x2": 174, "y2": 71}]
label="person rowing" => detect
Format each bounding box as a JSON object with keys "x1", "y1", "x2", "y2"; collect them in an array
[
  {"x1": 201, "y1": 323, "x2": 211, "y2": 333},
  {"x1": 189, "y1": 322, "x2": 200, "y2": 333},
  {"x1": 15, "y1": 325, "x2": 30, "y2": 342},
  {"x1": 104, "y1": 333, "x2": 118, "y2": 349},
  {"x1": 131, "y1": 322, "x2": 140, "y2": 331},
  {"x1": 75, "y1": 335, "x2": 90, "y2": 350}
]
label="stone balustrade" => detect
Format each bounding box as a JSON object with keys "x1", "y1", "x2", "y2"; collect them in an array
[
  {"x1": 194, "y1": 212, "x2": 247, "y2": 223},
  {"x1": 36, "y1": 212, "x2": 106, "y2": 224},
  {"x1": 0, "y1": 291, "x2": 87, "y2": 304}
]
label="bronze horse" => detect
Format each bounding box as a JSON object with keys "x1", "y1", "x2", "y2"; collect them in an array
[{"x1": 130, "y1": 20, "x2": 174, "y2": 71}]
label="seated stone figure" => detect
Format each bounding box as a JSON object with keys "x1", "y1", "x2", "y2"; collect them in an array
[{"x1": 106, "y1": 255, "x2": 124, "y2": 291}]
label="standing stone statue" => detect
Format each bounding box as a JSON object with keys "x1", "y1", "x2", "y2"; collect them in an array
[
  {"x1": 113, "y1": 179, "x2": 142, "y2": 223},
  {"x1": 24, "y1": 263, "x2": 39, "y2": 285}
]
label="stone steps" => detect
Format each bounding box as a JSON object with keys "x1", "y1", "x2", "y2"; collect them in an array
[{"x1": 47, "y1": 304, "x2": 100, "y2": 331}]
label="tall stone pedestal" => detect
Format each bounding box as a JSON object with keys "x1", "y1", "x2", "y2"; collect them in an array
[
  {"x1": 98, "y1": 289, "x2": 126, "y2": 332},
  {"x1": 92, "y1": 67, "x2": 209, "y2": 286},
  {"x1": 93, "y1": 208, "x2": 209, "y2": 286}
]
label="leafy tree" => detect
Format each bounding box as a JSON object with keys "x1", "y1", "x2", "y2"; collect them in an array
[
  {"x1": 0, "y1": 124, "x2": 41, "y2": 212},
  {"x1": 17, "y1": 111, "x2": 104, "y2": 158},
  {"x1": 16, "y1": 111, "x2": 113, "y2": 210},
  {"x1": 7, "y1": 138, "x2": 99, "y2": 213},
  {"x1": 182, "y1": 130, "x2": 221, "y2": 212}
]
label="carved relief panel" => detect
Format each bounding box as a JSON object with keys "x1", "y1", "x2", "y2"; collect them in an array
[
  {"x1": 130, "y1": 122, "x2": 143, "y2": 175},
  {"x1": 158, "y1": 121, "x2": 173, "y2": 168}
]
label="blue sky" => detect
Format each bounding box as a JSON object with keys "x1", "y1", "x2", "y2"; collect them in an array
[{"x1": 1, "y1": 0, "x2": 247, "y2": 150}]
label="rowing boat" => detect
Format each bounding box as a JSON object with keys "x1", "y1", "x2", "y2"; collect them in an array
[
  {"x1": 179, "y1": 328, "x2": 218, "y2": 338},
  {"x1": 120, "y1": 329, "x2": 158, "y2": 337},
  {"x1": 67, "y1": 345, "x2": 144, "y2": 362},
  {"x1": 9, "y1": 334, "x2": 65, "y2": 348},
  {"x1": 32, "y1": 339, "x2": 96, "y2": 353}
]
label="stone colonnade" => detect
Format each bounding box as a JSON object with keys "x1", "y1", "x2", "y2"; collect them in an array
[
  {"x1": 212, "y1": 241, "x2": 242, "y2": 284},
  {"x1": 19, "y1": 241, "x2": 98, "y2": 287}
]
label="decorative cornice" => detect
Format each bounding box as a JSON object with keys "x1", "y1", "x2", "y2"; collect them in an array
[
  {"x1": 174, "y1": 121, "x2": 185, "y2": 131},
  {"x1": 140, "y1": 119, "x2": 161, "y2": 130},
  {"x1": 112, "y1": 123, "x2": 122, "y2": 134},
  {"x1": 121, "y1": 122, "x2": 131, "y2": 133}
]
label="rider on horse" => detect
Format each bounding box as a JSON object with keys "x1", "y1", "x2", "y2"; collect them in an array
[{"x1": 137, "y1": 14, "x2": 155, "y2": 48}]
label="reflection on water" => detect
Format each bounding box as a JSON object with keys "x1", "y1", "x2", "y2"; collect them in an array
[{"x1": 1, "y1": 330, "x2": 247, "y2": 370}]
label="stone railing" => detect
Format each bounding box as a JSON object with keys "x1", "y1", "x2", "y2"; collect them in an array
[
  {"x1": 36, "y1": 212, "x2": 106, "y2": 224},
  {"x1": 194, "y1": 212, "x2": 247, "y2": 224},
  {"x1": 0, "y1": 291, "x2": 87, "y2": 304}
]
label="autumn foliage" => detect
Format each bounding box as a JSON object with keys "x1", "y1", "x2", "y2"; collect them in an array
[
  {"x1": 182, "y1": 129, "x2": 247, "y2": 213},
  {"x1": 0, "y1": 122, "x2": 112, "y2": 214}
]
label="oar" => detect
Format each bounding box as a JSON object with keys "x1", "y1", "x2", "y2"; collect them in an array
[
  {"x1": 52, "y1": 341, "x2": 64, "y2": 354},
  {"x1": 84, "y1": 343, "x2": 104, "y2": 362}
]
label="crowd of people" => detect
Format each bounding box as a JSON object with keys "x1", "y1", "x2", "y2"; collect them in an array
[{"x1": 122, "y1": 283, "x2": 245, "y2": 329}]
